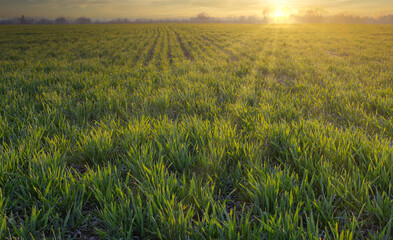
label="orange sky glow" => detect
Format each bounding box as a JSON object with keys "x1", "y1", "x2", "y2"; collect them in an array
[{"x1": 0, "y1": 0, "x2": 392, "y2": 18}]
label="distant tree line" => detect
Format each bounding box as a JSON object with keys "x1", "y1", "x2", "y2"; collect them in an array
[
  {"x1": 290, "y1": 8, "x2": 393, "y2": 24},
  {"x1": 1, "y1": 10, "x2": 393, "y2": 25},
  {"x1": 0, "y1": 16, "x2": 94, "y2": 25}
]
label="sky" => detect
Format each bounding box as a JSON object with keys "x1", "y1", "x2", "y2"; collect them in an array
[{"x1": 0, "y1": 0, "x2": 392, "y2": 18}]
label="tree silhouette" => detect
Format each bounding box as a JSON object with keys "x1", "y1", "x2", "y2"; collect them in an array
[
  {"x1": 196, "y1": 12, "x2": 210, "y2": 22},
  {"x1": 263, "y1": 7, "x2": 271, "y2": 21},
  {"x1": 55, "y1": 17, "x2": 68, "y2": 24},
  {"x1": 75, "y1": 17, "x2": 92, "y2": 24}
]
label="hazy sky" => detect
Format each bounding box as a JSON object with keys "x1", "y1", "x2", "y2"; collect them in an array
[{"x1": 0, "y1": 0, "x2": 392, "y2": 18}]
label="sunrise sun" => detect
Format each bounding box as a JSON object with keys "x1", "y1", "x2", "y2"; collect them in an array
[
  {"x1": 272, "y1": 8, "x2": 290, "y2": 18},
  {"x1": 269, "y1": 7, "x2": 291, "y2": 22}
]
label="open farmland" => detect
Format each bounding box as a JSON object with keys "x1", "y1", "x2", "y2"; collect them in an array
[{"x1": 0, "y1": 24, "x2": 393, "y2": 239}]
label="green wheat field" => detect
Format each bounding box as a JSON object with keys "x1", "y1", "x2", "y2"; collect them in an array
[{"x1": 1, "y1": 24, "x2": 393, "y2": 239}]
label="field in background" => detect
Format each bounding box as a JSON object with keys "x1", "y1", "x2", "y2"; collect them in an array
[{"x1": 0, "y1": 24, "x2": 393, "y2": 239}]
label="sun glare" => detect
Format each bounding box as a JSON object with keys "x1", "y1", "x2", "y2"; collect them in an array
[
  {"x1": 273, "y1": 9, "x2": 288, "y2": 18},
  {"x1": 271, "y1": 7, "x2": 291, "y2": 22}
]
